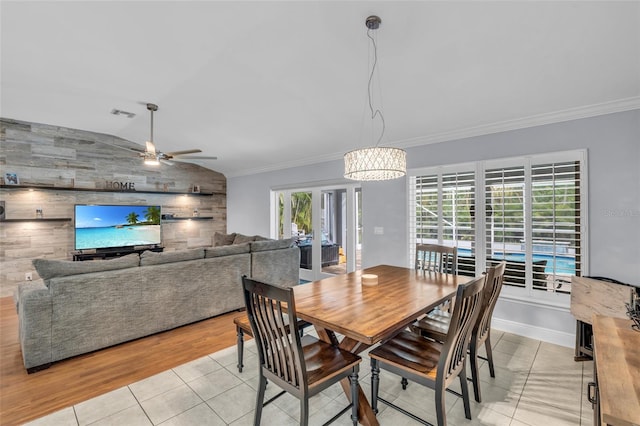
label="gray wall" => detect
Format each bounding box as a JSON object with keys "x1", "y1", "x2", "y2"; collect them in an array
[{"x1": 228, "y1": 110, "x2": 640, "y2": 345}]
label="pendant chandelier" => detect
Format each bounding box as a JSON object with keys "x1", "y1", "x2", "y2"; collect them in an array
[{"x1": 344, "y1": 15, "x2": 406, "y2": 181}]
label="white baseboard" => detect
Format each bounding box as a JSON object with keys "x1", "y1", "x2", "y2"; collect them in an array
[{"x1": 492, "y1": 317, "x2": 575, "y2": 348}]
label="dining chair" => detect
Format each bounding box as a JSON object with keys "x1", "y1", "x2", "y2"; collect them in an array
[
  {"x1": 233, "y1": 312, "x2": 311, "y2": 373},
  {"x1": 411, "y1": 261, "x2": 507, "y2": 403},
  {"x1": 415, "y1": 244, "x2": 459, "y2": 315},
  {"x1": 415, "y1": 243, "x2": 458, "y2": 274},
  {"x1": 242, "y1": 276, "x2": 362, "y2": 426},
  {"x1": 369, "y1": 274, "x2": 486, "y2": 426}
]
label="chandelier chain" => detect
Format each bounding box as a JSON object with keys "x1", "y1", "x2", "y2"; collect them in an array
[{"x1": 367, "y1": 28, "x2": 385, "y2": 147}]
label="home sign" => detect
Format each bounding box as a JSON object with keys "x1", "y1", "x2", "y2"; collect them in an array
[{"x1": 104, "y1": 181, "x2": 136, "y2": 191}]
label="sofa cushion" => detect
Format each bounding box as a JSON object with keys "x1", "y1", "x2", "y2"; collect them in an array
[
  {"x1": 250, "y1": 238, "x2": 295, "y2": 252},
  {"x1": 140, "y1": 248, "x2": 205, "y2": 266},
  {"x1": 213, "y1": 232, "x2": 237, "y2": 247},
  {"x1": 205, "y1": 243, "x2": 251, "y2": 258},
  {"x1": 232, "y1": 233, "x2": 257, "y2": 245},
  {"x1": 33, "y1": 253, "x2": 140, "y2": 282}
]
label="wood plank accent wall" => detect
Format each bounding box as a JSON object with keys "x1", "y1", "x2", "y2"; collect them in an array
[{"x1": 0, "y1": 118, "x2": 227, "y2": 297}]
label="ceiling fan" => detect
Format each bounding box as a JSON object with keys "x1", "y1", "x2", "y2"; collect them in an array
[{"x1": 142, "y1": 103, "x2": 217, "y2": 165}]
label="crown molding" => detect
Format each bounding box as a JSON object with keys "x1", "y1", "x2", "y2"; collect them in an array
[
  {"x1": 394, "y1": 96, "x2": 640, "y2": 150},
  {"x1": 228, "y1": 97, "x2": 640, "y2": 178}
]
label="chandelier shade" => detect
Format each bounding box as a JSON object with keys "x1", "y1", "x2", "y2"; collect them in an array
[{"x1": 344, "y1": 147, "x2": 406, "y2": 181}]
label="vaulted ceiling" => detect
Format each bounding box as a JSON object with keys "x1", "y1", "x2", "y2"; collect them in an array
[{"x1": 2, "y1": 1, "x2": 638, "y2": 177}]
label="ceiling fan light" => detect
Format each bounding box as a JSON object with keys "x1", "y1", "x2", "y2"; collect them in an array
[
  {"x1": 145, "y1": 140, "x2": 157, "y2": 155},
  {"x1": 143, "y1": 152, "x2": 160, "y2": 166}
]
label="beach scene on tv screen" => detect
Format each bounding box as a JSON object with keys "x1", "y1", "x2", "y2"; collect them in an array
[{"x1": 75, "y1": 205, "x2": 161, "y2": 250}]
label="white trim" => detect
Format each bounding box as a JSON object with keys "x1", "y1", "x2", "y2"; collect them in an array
[
  {"x1": 492, "y1": 317, "x2": 574, "y2": 348},
  {"x1": 498, "y1": 293, "x2": 571, "y2": 312},
  {"x1": 271, "y1": 179, "x2": 360, "y2": 192},
  {"x1": 580, "y1": 149, "x2": 590, "y2": 277},
  {"x1": 394, "y1": 97, "x2": 640, "y2": 151},
  {"x1": 409, "y1": 149, "x2": 586, "y2": 307}
]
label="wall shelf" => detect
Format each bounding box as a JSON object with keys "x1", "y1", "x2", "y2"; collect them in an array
[
  {"x1": 162, "y1": 216, "x2": 214, "y2": 221},
  {"x1": 1, "y1": 218, "x2": 72, "y2": 222},
  {"x1": 0, "y1": 184, "x2": 223, "y2": 196}
]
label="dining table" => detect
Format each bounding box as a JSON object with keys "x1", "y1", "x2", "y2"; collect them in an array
[{"x1": 293, "y1": 264, "x2": 472, "y2": 426}]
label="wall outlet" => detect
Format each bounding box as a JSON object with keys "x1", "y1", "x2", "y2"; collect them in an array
[{"x1": 25, "y1": 272, "x2": 32, "y2": 281}]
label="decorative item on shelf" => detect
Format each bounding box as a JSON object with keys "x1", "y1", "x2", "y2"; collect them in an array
[
  {"x1": 627, "y1": 288, "x2": 640, "y2": 332},
  {"x1": 4, "y1": 172, "x2": 19, "y2": 185},
  {"x1": 344, "y1": 15, "x2": 406, "y2": 182},
  {"x1": 36, "y1": 208, "x2": 43, "y2": 219},
  {"x1": 192, "y1": 185, "x2": 200, "y2": 193},
  {"x1": 193, "y1": 208, "x2": 199, "y2": 217},
  {"x1": 361, "y1": 273, "x2": 379, "y2": 286}
]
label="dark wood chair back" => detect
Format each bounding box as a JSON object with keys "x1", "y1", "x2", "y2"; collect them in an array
[
  {"x1": 416, "y1": 243, "x2": 458, "y2": 274},
  {"x1": 369, "y1": 274, "x2": 487, "y2": 425},
  {"x1": 474, "y1": 261, "x2": 506, "y2": 343},
  {"x1": 242, "y1": 277, "x2": 307, "y2": 394},
  {"x1": 242, "y1": 276, "x2": 362, "y2": 425},
  {"x1": 439, "y1": 274, "x2": 485, "y2": 386}
]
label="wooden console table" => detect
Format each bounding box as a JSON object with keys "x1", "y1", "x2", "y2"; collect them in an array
[
  {"x1": 590, "y1": 315, "x2": 640, "y2": 426},
  {"x1": 570, "y1": 276, "x2": 634, "y2": 360}
]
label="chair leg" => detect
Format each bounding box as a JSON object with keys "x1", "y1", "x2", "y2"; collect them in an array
[
  {"x1": 435, "y1": 381, "x2": 446, "y2": 426},
  {"x1": 469, "y1": 341, "x2": 482, "y2": 403},
  {"x1": 350, "y1": 370, "x2": 359, "y2": 426},
  {"x1": 300, "y1": 397, "x2": 309, "y2": 426},
  {"x1": 254, "y1": 374, "x2": 267, "y2": 426},
  {"x1": 370, "y1": 359, "x2": 380, "y2": 414},
  {"x1": 459, "y1": 366, "x2": 472, "y2": 420},
  {"x1": 236, "y1": 326, "x2": 245, "y2": 373},
  {"x1": 485, "y1": 338, "x2": 495, "y2": 378}
]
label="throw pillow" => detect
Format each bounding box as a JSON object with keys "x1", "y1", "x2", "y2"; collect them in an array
[
  {"x1": 140, "y1": 248, "x2": 205, "y2": 266},
  {"x1": 232, "y1": 233, "x2": 257, "y2": 245},
  {"x1": 205, "y1": 243, "x2": 251, "y2": 258},
  {"x1": 213, "y1": 232, "x2": 237, "y2": 247},
  {"x1": 33, "y1": 253, "x2": 140, "y2": 282},
  {"x1": 250, "y1": 238, "x2": 295, "y2": 252}
]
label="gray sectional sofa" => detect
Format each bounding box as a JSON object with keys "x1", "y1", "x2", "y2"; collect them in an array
[{"x1": 16, "y1": 235, "x2": 299, "y2": 372}]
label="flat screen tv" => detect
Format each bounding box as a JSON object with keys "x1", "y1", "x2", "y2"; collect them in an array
[{"x1": 74, "y1": 204, "x2": 162, "y2": 250}]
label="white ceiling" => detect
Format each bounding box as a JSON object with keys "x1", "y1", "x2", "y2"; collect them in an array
[{"x1": 1, "y1": 1, "x2": 639, "y2": 177}]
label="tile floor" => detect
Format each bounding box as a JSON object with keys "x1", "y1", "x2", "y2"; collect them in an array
[{"x1": 26, "y1": 330, "x2": 594, "y2": 426}]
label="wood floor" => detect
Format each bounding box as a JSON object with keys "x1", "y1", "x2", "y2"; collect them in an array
[{"x1": 0, "y1": 296, "x2": 241, "y2": 426}]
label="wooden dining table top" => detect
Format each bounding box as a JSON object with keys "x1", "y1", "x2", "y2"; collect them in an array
[{"x1": 293, "y1": 264, "x2": 471, "y2": 346}]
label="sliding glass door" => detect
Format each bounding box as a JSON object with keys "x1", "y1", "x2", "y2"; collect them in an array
[{"x1": 273, "y1": 184, "x2": 361, "y2": 281}]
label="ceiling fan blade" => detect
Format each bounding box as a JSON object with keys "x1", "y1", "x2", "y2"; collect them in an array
[
  {"x1": 164, "y1": 149, "x2": 202, "y2": 157},
  {"x1": 145, "y1": 141, "x2": 157, "y2": 155},
  {"x1": 172, "y1": 155, "x2": 218, "y2": 160}
]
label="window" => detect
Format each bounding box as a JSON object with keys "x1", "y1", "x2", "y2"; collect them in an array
[
  {"x1": 409, "y1": 168, "x2": 476, "y2": 272},
  {"x1": 409, "y1": 151, "x2": 587, "y2": 301}
]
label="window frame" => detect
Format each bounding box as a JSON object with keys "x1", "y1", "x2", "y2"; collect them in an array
[{"x1": 408, "y1": 150, "x2": 589, "y2": 308}]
